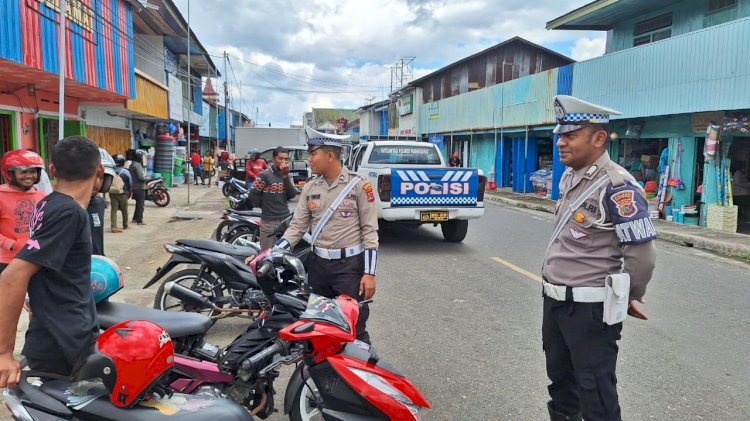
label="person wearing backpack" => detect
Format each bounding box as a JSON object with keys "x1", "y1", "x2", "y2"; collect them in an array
[{"x1": 109, "y1": 155, "x2": 131, "y2": 233}]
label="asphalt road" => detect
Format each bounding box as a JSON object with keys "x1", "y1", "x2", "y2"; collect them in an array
[{"x1": 208, "y1": 201, "x2": 750, "y2": 420}]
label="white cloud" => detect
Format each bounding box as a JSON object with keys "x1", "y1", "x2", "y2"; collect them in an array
[
  {"x1": 570, "y1": 37, "x2": 607, "y2": 61},
  {"x1": 173, "y1": 0, "x2": 606, "y2": 126}
]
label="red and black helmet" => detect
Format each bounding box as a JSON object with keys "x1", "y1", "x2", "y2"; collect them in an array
[
  {"x1": 0, "y1": 150, "x2": 45, "y2": 187},
  {"x1": 71, "y1": 320, "x2": 174, "y2": 408}
]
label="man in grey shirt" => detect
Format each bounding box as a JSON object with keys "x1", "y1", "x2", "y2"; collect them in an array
[{"x1": 250, "y1": 147, "x2": 297, "y2": 249}]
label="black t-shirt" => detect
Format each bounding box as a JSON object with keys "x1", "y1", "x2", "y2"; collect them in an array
[
  {"x1": 15, "y1": 192, "x2": 97, "y2": 370},
  {"x1": 88, "y1": 196, "x2": 105, "y2": 255}
]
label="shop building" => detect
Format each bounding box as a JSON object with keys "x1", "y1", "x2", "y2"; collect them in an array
[
  {"x1": 0, "y1": 0, "x2": 136, "y2": 158},
  {"x1": 549, "y1": 0, "x2": 750, "y2": 232}
]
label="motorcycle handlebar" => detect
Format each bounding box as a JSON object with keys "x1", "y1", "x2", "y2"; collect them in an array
[
  {"x1": 246, "y1": 340, "x2": 285, "y2": 367},
  {"x1": 256, "y1": 260, "x2": 273, "y2": 279}
]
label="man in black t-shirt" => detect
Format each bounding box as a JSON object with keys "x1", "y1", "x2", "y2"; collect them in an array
[{"x1": 0, "y1": 136, "x2": 103, "y2": 386}]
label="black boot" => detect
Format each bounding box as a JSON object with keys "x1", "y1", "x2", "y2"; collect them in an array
[{"x1": 547, "y1": 401, "x2": 582, "y2": 421}]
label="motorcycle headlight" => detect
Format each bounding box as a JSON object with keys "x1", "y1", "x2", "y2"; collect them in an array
[{"x1": 349, "y1": 368, "x2": 422, "y2": 420}]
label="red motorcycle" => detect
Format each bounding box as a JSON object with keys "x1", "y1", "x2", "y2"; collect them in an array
[{"x1": 250, "y1": 250, "x2": 431, "y2": 421}]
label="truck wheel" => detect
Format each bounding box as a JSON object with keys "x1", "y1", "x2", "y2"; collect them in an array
[{"x1": 441, "y1": 220, "x2": 468, "y2": 242}]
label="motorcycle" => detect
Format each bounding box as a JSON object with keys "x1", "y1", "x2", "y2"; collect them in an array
[
  {"x1": 222, "y1": 177, "x2": 249, "y2": 198},
  {"x1": 228, "y1": 191, "x2": 254, "y2": 211},
  {"x1": 3, "y1": 361, "x2": 254, "y2": 420},
  {"x1": 144, "y1": 238, "x2": 264, "y2": 320},
  {"x1": 95, "y1": 250, "x2": 309, "y2": 418},
  {"x1": 277, "y1": 292, "x2": 432, "y2": 420},
  {"x1": 215, "y1": 208, "x2": 263, "y2": 243},
  {"x1": 145, "y1": 177, "x2": 171, "y2": 207}
]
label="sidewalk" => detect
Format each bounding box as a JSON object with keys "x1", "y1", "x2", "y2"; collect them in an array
[{"x1": 485, "y1": 189, "x2": 750, "y2": 260}]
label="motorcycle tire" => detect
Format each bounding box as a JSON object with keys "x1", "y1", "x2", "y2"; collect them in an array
[
  {"x1": 215, "y1": 220, "x2": 232, "y2": 241},
  {"x1": 222, "y1": 182, "x2": 233, "y2": 197},
  {"x1": 154, "y1": 269, "x2": 223, "y2": 319},
  {"x1": 227, "y1": 226, "x2": 260, "y2": 247},
  {"x1": 152, "y1": 187, "x2": 171, "y2": 207},
  {"x1": 290, "y1": 377, "x2": 322, "y2": 421}
]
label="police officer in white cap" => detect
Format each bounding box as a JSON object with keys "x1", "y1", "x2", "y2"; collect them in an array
[
  {"x1": 542, "y1": 95, "x2": 657, "y2": 421},
  {"x1": 276, "y1": 127, "x2": 379, "y2": 344}
]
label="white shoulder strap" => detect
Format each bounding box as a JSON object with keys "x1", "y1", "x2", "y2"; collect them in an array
[{"x1": 311, "y1": 177, "x2": 361, "y2": 245}]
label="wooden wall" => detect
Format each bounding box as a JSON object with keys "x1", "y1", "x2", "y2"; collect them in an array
[
  {"x1": 87, "y1": 126, "x2": 132, "y2": 156},
  {"x1": 126, "y1": 74, "x2": 169, "y2": 120}
]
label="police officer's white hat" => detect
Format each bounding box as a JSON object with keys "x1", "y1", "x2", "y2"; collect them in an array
[
  {"x1": 305, "y1": 126, "x2": 350, "y2": 152},
  {"x1": 553, "y1": 95, "x2": 621, "y2": 134}
]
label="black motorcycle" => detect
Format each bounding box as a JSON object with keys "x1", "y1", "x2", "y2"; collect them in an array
[{"x1": 215, "y1": 208, "x2": 262, "y2": 244}]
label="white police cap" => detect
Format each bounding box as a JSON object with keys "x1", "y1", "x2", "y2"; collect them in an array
[
  {"x1": 305, "y1": 126, "x2": 350, "y2": 151},
  {"x1": 553, "y1": 95, "x2": 621, "y2": 134}
]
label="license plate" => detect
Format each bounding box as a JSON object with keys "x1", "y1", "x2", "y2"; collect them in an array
[{"x1": 420, "y1": 211, "x2": 449, "y2": 222}]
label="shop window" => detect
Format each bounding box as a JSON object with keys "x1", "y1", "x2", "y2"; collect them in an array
[
  {"x1": 708, "y1": 0, "x2": 737, "y2": 13},
  {"x1": 633, "y1": 13, "x2": 672, "y2": 46}
]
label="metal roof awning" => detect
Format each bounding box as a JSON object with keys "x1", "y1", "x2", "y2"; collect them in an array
[{"x1": 546, "y1": 0, "x2": 683, "y2": 30}]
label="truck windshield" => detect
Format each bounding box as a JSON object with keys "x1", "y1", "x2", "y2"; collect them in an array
[{"x1": 369, "y1": 145, "x2": 441, "y2": 165}]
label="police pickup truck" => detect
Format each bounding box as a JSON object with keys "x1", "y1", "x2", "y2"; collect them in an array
[{"x1": 348, "y1": 141, "x2": 485, "y2": 242}]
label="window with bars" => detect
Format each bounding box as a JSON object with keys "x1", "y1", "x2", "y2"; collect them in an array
[
  {"x1": 708, "y1": 0, "x2": 737, "y2": 13},
  {"x1": 633, "y1": 13, "x2": 672, "y2": 46}
]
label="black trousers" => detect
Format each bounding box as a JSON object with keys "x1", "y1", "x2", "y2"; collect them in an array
[
  {"x1": 307, "y1": 253, "x2": 370, "y2": 344},
  {"x1": 542, "y1": 296, "x2": 623, "y2": 421},
  {"x1": 132, "y1": 189, "x2": 145, "y2": 223}
]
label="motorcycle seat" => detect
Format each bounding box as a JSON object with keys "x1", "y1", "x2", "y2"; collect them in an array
[
  {"x1": 39, "y1": 380, "x2": 252, "y2": 420},
  {"x1": 97, "y1": 301, "x2": 212, "y2": 339},
  {"x1": 176, "y1": 239, "x2": 260, "y2": 257},
  {"x1": 225, "y1": 209, "x2": 263, "y2": 217}
]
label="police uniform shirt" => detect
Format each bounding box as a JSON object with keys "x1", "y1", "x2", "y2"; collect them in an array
[
  {"x1": 542, "y1": 152, "x2": 656, "y2": 299},
  {"x1": 282, "y1": 166, "x2": 378, "y2": 256}
]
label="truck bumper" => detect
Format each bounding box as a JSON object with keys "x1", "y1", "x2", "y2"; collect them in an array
[{"x1": 379, "y1": 204, "x2": 485, "y2": 221}]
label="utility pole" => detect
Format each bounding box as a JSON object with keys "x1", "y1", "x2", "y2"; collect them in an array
[
  {"x1": 58, "y1": 0, "x2": 67, "y2": 141},
  {"x1": 223, "y1": 51, "x2": 231, "y2": 153},
  {"x1": 186, "y1": 0, "x2": 191, "y2": 203}
]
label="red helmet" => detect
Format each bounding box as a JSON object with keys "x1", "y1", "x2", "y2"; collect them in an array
[
  {"x1": 71, "y1": 320, "x2": 174, "y2": 408},
  {"x1": 0, "y1": 150, "x2": 45, "y2": 186}
]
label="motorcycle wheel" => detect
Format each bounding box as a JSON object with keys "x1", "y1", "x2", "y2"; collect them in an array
[
  {"x1": 215, "y1": 220, "x2": 232, "y2": 241},
  {"x1": 222, "y1": 182, "x2": 233, "y2": 197},
  {"x1": 154, "y1": 269, "x2": 223, "y2": 319},
  {"x1": 290, "y1": 377, "x2": 322, "y2": 421},
  {"x1": 152, "y1": 187, "x2": 171, "y2": 207},
  {"x1": 227, "y1": 226, "x2": 260, "y2": 246}
]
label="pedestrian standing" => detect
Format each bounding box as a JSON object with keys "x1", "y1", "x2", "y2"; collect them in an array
[
  {"x1": 202, "y1": 150, "x2": 215, "y2": 187},
  {"x1": 245, "y1": 148, "x2": 268, "y2": 183},
  {"x1": 449, "y1": 151, "x2": 462, "y2": 167},
  {"x1": 275, "y1": 127, "x2": 378, "y2": 344},
  {"x1": 191, "y1": 149, "x2": 203, "y2": 185},
  {"x1": 109, "y1": 155, "x2": 130, "y2": 233},
  {"x1": 129, "y1": 150, "x2": 147, "y2": 225},
  {"x1": 250, "y1": 147, "x2": 297, "y2": 249},
  {"x1": 542, "y1": 95, "x2": 657, "y2": 421},
  {"x1": 0, "y1": 150, "x2": 47, "y2": 274}
]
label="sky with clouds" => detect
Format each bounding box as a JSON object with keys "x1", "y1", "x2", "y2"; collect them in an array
[{"x1": 174, "y1": 0, "x2": 606, "y2": 127}]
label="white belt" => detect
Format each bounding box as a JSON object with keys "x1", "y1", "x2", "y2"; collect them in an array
[
  {"x1": 543, "y1": 280, "x2": 605, "y2": 303},
  {"x1": 313, "y1": 244, "x2": 364, "y2": 260}
]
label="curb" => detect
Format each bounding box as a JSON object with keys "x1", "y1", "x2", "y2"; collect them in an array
[{"x1": 485, "y1": 194, "x2": 750, "y2": 260}]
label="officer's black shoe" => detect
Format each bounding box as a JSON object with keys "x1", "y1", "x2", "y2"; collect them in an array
[{"x1": 547, "y1": 401, "x2": 582, "y2": 421}]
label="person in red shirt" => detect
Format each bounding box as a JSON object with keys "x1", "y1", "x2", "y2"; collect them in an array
[
  {"x1": 0, "y1": 150, "x2": 47, "y2": 272},
  {"x1": 245, "y1": 148, "x2": 268, "y2": 183},
  {"x1": 190, "y1": 150, "x2": 203, "y2": 185}
]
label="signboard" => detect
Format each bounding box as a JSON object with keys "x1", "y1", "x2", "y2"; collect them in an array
[
  {"x1": 691, "y1": 111, "x2": 725, "y2": 133},
  {"x1": 428, "y1": 102, "x2": 439, "y2": 120},
  {"x1": 199, "y1": 101, "x2": 210, "y2": 136},
  {"x1": 428, "y1": 134, "x2": 444, "y2": 149},
  {"x1": 168, "y1": 73, "x2": 183, "y2": 121},
  {"x1": 390, "y1": 168, "x2": 478, "y2": 207},
  {"x1": 398, "y1": 93, "x2": 414, "y2": 116}
]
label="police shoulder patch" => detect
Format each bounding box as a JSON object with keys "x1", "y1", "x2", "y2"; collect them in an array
[
  {"x1": 363, "y1": 181, "x2": 375, "y2": 202},
  {"x1": 606, "y1": 182, "x2": 656, "y2": 245}
]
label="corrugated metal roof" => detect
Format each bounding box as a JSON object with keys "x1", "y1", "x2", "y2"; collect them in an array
[
  {"x1": 572, "y1": 16, "x2": 750, "y2": 118},
  {"x1": 418, "y1": 68, "x2": 560, "y2": 134},
  {"x1": 0, "y1": 0, "x2": 23, "y2": 63}
]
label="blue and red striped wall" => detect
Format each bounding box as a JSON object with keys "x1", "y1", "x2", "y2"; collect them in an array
[{"x1": 0, "y1": 0, "x2": 135, "y2": 99}]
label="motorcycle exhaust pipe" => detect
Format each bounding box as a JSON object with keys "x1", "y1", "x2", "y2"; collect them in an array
[{"x1": 164, "y1": 282, "x2": 213, "y2": 308}]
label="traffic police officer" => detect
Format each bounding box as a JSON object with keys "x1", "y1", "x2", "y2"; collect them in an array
[
  {"x1": 542, "y1": 95, "x2": 657, "y2": 421},
  {"x1": 276, "y1": 127, "x2": 379, "y2": 344}
]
